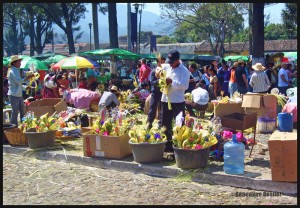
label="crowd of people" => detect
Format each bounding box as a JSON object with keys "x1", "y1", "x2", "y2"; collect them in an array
[{"x1": 4, "y1": 51, "x2": 297, "y2": 156}]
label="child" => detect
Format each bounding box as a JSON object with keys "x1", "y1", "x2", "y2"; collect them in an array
[{"x1": 78, "y1": 76, "x2": 88, "y2": 89}]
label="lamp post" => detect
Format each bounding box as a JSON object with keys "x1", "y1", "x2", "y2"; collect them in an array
[
  {"x1": 220, "y1": 17, "x2": 225, "y2": 58},
  {"x1": 89, "y1": 23, "x2": 92, "y2": 51},
  {"x1": 132, "y1": 3, "x2": 143, "y2": 54},
  {"x1": 138, "y1": 8, "x2": 143, "y2": 54}
]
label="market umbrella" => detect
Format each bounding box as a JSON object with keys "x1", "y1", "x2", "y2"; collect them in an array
[
  {"x1": 224, "y1": 55, "x2": 249, "y2": 62},
  {"x1": 284, "y1": 52, "x2": 297, "y2": 60},
  {"x1": 20, "y1": 57, "x2": 48, "y2": 70},
  {"x1": 53, "y1": 55, "x2": 95, "y2": 86},
  {"x1": 42, "y1": 54, "x2": 67, "y2": 66},
  {"x1": 3, "y1": 57, "x2": 9, "y2": 66},
  {"x1": 83, "y1": 48, "x2": 140, "y2": 73}
]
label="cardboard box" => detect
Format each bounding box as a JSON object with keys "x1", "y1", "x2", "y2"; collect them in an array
[
  {"x1": 26, "y1": 98, "x2": 67, "y2": 118},
  {"x1": 83, "y1": 133, "x2": 132, "y2": 159},
  {"x1": 268, "y1": 131, "x2": 297, "y2": 182},
  {"x1": 214, "y1": 102, "x2": 244, "y2": 118},
  {"x1": 242, "y1": 94, "x2": 277, "y2": 119},
  {"x1": 221, "y1": 112, "x2": 257, "y2": 130}
]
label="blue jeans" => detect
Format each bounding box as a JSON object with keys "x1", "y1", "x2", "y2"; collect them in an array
[
  {"x1": 228, "y1": 82, "x2": 237, "y2": 98},
  {"x1": 9, "y1": 95, "x2": 26, "y2": 127}
]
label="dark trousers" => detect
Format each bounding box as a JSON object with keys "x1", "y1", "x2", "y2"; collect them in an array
[
  {"x1": 185, "y1": 101, "x2": 208, "y2": 117},
  {"x1": 237, "y1": 85, "x2": 248, "y2": 94},
  {"x1": 278, "y1": 86, "x2": 288, "y2": 96},
  {"x1": 161, "y1": 101, "x2": 185, "y2": 152},
  {"x1": 147, "y1": 92, "x2": 162, "y2": 127}
]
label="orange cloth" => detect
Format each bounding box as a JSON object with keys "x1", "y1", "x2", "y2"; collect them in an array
[{"x1": 229, "y1": 69, "x2": 236, "y2": 83}]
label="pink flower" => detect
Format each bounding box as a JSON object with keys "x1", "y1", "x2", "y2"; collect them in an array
[
  {"x1": 189, "y1": 137, "x2": 194, "y2": 141},
  {"x1": 236, "y1": 132, "x2": 244, "y2": 142},
  {"x1": 102, "y1": 131, "x2": 109, "y2": 136},
  {"x1": 222, "y1": 130, "x2": 233, "y2": 139},
  {"x1": 195, "y1": 144, "x2": 202, "y2": 149},
  {"x1": 95, "y1": 128, "x2": 100, "y2": 134}
]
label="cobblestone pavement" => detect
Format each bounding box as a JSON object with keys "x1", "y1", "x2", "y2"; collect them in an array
[{"x1": 3, "y1": 153, "x2": 296, "y2": 205}]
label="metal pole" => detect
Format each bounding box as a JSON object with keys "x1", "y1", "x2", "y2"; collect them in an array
[
  {"x1": 127, "y1": 3, "x2": 132, "y2": 52},
  {"x1": 89, "y1": 23, "x2": 92, "y2": 50},
  {"x1": 138, "y1": 9, "x2": 142, "y2": 54}
]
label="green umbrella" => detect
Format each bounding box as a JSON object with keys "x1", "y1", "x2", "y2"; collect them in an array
[
  {"x1": 224, "y1": 55, "x2": 249, "y2": 61},
  {"x1": 42, "y1": 54, "x2": 67, "y2": 66},
  {"x1": 20, "y1": 58, "x2": 48, "y2": 70},
  {"x1": 3, "y1": 58, "x2": 9, "y2": 66},
  {"x1": 83, "y1": 48, "x2": 141, "y2": 60},
  {"x1": 284, "y1": 52, "x2": 297, "y2": 59},
  {"x1": 4, "y1": 55, "x2": 32, "y2": 67}
]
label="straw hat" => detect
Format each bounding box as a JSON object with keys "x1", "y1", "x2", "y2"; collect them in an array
[
  {"x1": 237, "y1": 59, "x2": 245, "y2": 64},
  {"x1": 9, "y1": 55, "x2": 23, "y2": 67},
  {"x1": 252, "y1": 63, "x2": 265, "y2": 71},
  {"x1": 232, "y1": 62, "x2": 239, "y2": 68},
  {"x1": 110, "y1": 85, "x2": 119, "y2": 93}
]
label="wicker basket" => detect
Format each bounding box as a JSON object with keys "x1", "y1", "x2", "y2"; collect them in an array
[{"x1": 4, "y1": 128, "x2": 28, "y2": 146}]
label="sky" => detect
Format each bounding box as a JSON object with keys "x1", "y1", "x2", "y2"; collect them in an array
[{"x1": 141, "y1": 3, "x2": 285, "y2": 24}]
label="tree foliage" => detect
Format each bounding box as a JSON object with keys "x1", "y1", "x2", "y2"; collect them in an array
[
  {"x1": 159, "y1": 3, "x2": 244, "y2": 56},
  {"x1": 157, "y1": 36, "x2": 177, "y2": 44},
  {"x1": 281, "y1": 3, "x2": 297, "y2": 30},
  {"x1": 38, "y1": 3, "x2": 87, "y2": 54}
]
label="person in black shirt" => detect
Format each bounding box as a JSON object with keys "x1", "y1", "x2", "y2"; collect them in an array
[{"x1": 235, "y1": 59, "x2": 248, "y2": 94}]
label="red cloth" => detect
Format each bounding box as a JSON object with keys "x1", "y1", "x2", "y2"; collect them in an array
[
  {"x1": 282, "y1": 103, "x2": 297, "y2": 122},
  {"x1": 38, "y1": 70, "x2": 46, "y2": 82},
  {"x1": 78, "y1": 82, "x2": 88, "y2": 89}
]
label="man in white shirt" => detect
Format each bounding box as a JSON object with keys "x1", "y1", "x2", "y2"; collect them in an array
[
  {"x1": 185, "y1": 80, "x2": 209, "y2": 117},
  {"x1": 277, "y1": 62, "x2": 289, "y2": 95},
  {"x1": 161, "y1": 50, "x2": 190, "y2": 153}
]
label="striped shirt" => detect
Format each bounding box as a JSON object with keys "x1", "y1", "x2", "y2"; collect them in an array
[{"x1": 249, "y1": 71, "x2": 270, "y2": 93}]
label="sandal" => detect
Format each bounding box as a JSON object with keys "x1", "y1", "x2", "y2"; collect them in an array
[{"x1": 166, "y1": 153, "x2": 175, "y2": 161}]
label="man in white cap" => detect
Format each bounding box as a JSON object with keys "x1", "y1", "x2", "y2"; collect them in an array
[
  {"x1": 7, "y1": 55, "x2": 35, "y2": 127},
  {"x1": 161, "y1": 50, "x2": 190, "y2": 154},
  {"x1": 249, "y1": 63, "x2": 270, "y2": 93},
  {"x1": 98, "y1": 85, "x2": 120, "y2": 111}
]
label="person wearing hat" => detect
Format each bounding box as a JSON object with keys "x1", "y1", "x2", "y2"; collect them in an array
[
  {"x1": 7, "y1": 55, "x2": 35, "y2": 127},
  {"x1": 139, "y1": 58, "x2": 152, "y2": 86},
  {"x1": 235, "y1": 59, "x2": 248, "y2": 94},
  {"x1": 277, "y1": 61, "x2": 289, "y2": 95},
  {"x1": 161, "y1": 50, "x2": 190, "y2": 154},
  {"x1": 228, "y1": 62, "x2": 238, "y2": 97},
  {"x1": 249, "y1": 63, "x2": 270, "y2": 93},
  {"x1": 98, "y1": 85, "x2": 120, "y2": 111}
]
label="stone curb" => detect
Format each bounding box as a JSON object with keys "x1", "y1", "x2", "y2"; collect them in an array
[{"x1": 3, "y1": 145, "x2": 297, "y2": 195}]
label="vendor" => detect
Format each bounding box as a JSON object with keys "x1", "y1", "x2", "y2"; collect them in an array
[
  {"x1": 98, "y1": 85, "x2": 120, "y2": 111},
  {"x1": 185, "y1": 80, "x2": 209, "y2": 118}
]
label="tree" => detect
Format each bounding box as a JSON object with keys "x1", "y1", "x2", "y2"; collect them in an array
[
  {"x1": 108, "y1": 3, "x2": 119, "y2": 48},
  {"x1": 264, "y1": 24, "x2": 287, "y2": 40},
  {"x1": 159, "y1": 3, "x2": 244, "y2": 57},
  {"x1": 3, "y1": 3, "x2": 25, "y2": 56},
  {"x1": 38, "y1": 3, "x2": 87, "y2": 54},
  {"x1": 281, "y1": 3, "x2": 297, "y2": 30},
  {"x1": 157, "y1": 36, "x2": 177, "y2": 44}
]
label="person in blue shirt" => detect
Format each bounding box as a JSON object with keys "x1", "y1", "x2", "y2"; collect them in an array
[{"x1": 7, "y1": 55, "x2": 35, "y2": 127}]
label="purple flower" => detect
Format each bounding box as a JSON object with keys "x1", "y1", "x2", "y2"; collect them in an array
[
  {"x1": 146, "y1": 134, "x2": 151, "y2": 139},
  {"x1": 100, "y1": 121, "x2": 104, "y2": 125},
  {"x1": 154, "y1": 133, "x2": 161, "y2": 139}
]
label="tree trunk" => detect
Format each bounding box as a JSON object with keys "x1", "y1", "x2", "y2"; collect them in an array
[
  {"x1": 65, "y1": 21, "x2": 76, "y2": 54},
  {"x1": 35, "y1": 18, "x2": 43, "y2": 54},
  {"x1": 248, "y1": 3, "x2": 253, "y2": 56},
  {"x1": 108, "y1": 3, "x2": 119, "y2": 48},
  {"x1": 92, "y1": 3, "x2": 99, "y2": 50},
  {"x1": 29, "y1": 14, "x2": 35, "y2": 56},
  {"x1": 12, "y1": 15, "x2": 19, "y2": 55},
  {"x1": 252, "y1": 3, "x2": 265, "y2": 65}
]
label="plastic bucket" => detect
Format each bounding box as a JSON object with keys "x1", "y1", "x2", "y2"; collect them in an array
[
  {"x1": 173, "y1": 147, "x2": 210, "y2": 169},
  {"x1": 257, "y1": 117, "x2": 276, "y2": 134},
  {"x1": 3, "y1": 123, "x2": 16, "y2": 143},
  {"x1": 25, "y1": 128, "x2": 56, "y2": 149},
  {"x1": 278, "y1": 113, "x2": 293, "y2": 132},
  {"x1": 129, "y1": 141, "x2": 166, "y2": 163}
]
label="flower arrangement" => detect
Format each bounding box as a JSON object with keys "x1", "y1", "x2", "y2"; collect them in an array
[
  {"x1": 128, "y1": 126, "x2": 167, "y2": 144},
  {"x1": 91, "y1": 107, "x2": 130, "y2": 136},
  {"x1": 172, "y1": 125, "x2": 218, "y2": 150},
  {"x1": 185, "y1": 93, "x2": 192, "y2": 101},
  {"x1": 20, "y1": 112, "x2": 58, "y2": 133}
]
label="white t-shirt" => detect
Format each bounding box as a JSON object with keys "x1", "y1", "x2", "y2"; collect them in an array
[
  {"x1": 278, "y1": 68, "x2": 288, "y2": 87},
  {"x1": 191, "y1": 87, "x2": 209, "y2": 105}
]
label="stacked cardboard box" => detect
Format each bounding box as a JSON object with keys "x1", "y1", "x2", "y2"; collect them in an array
[{"x1": 268, "y1": 131, "x2": 297, "y2": 182}]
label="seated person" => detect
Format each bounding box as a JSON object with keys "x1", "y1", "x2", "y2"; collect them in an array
[
  {"x1": 63, "y1": 88, "x2": 101, "y2": 109},
  {"x1": 135, "y1": 82, "x2": 150, "y2": 101},
  {"x1": 78, "y1": 76, "x2": 88, "y2": 89},
  {"x1": 98, "y1": 85, "x2": 120, "y2": 111},
  {"x1": 185, "y1": 80, "x2": 209, "y2": 117}
]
